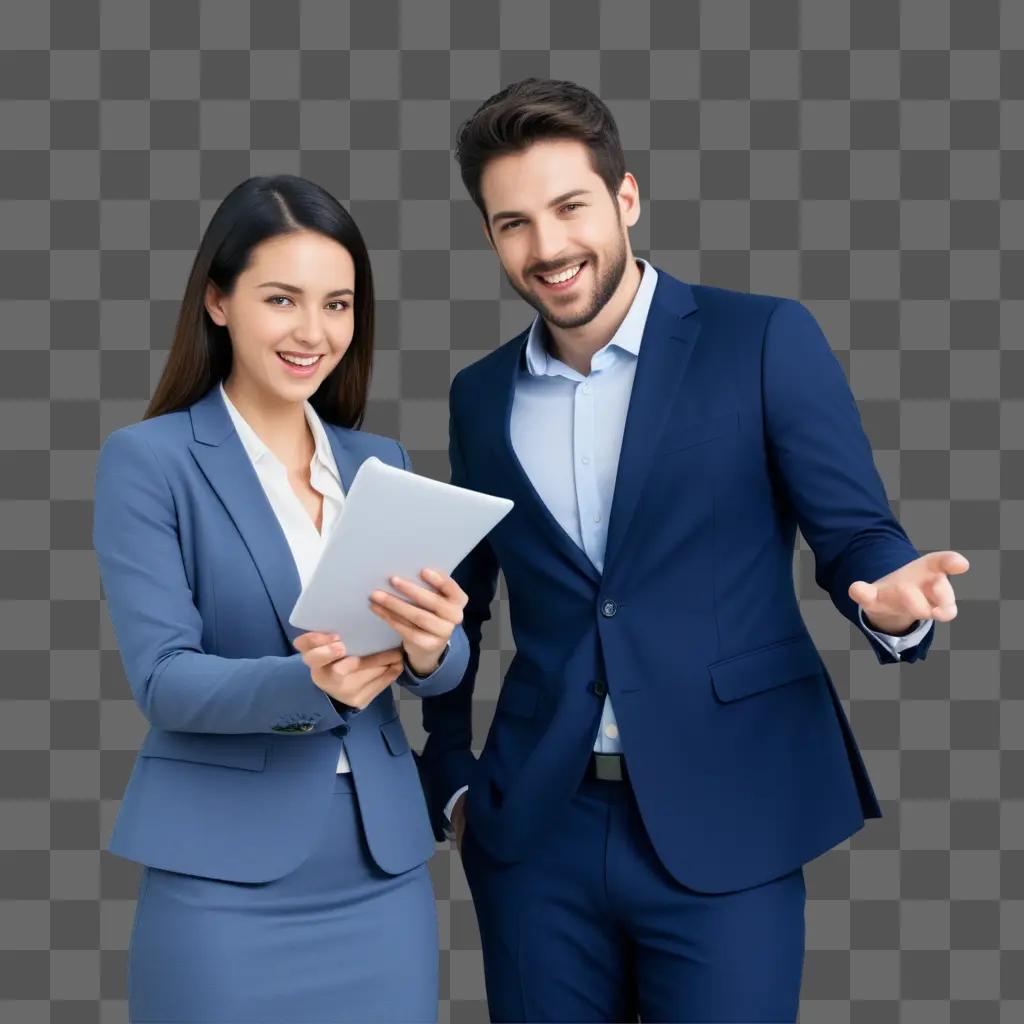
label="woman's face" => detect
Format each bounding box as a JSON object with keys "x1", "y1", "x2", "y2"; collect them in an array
[{"x1": 204, "y1": 230, "x2": 356, "y2": 407}]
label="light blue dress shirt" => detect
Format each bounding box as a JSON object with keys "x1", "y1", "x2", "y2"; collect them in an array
[{"x1": 444, "y1": 258, "x2": 933, "y2": 825}]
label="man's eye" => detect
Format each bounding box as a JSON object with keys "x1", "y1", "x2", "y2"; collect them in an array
[{"x1": 500, "y1": 220, "x2": 522, "y2": 232}]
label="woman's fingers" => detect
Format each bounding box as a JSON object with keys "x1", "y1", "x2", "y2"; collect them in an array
[
  {"x1": 300, "y1": 638, "x2": 346, "y2": 670},
  {"x1": 293, "y1": 631, "x2": 342, "y2": 655},
  {"x1": 370, "y1": 588, "x2": 458, "y2": 635},
  {"x1": 370, "y1": 601, "x2": 438, "y2": 647},
  {"x1": 419, "y1": 568, "x2": 469, "y2": 608}
]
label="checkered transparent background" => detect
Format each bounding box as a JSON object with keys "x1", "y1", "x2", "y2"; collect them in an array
[{"x1": 1, "y1": 1, "x2": 1022, "y2": 1021}]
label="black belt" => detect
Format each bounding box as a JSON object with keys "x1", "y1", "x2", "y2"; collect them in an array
[{"x1": 587, "y1": 752, "x2": 629, "y2": 782}]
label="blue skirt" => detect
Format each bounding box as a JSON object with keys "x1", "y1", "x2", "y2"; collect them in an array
[{"x1": 127, "y1": 771, "x2": 438, "y2": 1023}]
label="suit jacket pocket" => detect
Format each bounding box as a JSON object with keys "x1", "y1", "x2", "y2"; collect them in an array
[
  {"x1": 660, "y1": 410, "x2": 738, "y2": 453},
  {"x1": 138, "y1": 729, "x2": 268, "y2": 771},
  {"x1": 708, "y1": 633, "x2": 823, "y2": 703},
  {"x1": 380, "y1": 714, "x2": 411, "y2": 756}
]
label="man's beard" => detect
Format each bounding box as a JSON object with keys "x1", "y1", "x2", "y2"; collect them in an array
[{"x1": 505, "y1": 232, "x2": 630, "y2": 331}]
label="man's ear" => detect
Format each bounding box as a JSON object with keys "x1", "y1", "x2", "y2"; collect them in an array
[
  {"x1": 204, "y1": 281, "x2": 228, "y2": 326},
  {"x1": 618, "y1": 173, "x2": 641, "y2": 229}
]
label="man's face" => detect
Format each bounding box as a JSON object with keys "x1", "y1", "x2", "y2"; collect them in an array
[{"x1": 479, "y1": 139, "x2": 638, "y2": 330}]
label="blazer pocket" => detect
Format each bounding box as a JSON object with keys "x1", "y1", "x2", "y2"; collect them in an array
[
  {"x1": 660, "y1": 410, "x2": 738, "y2": 453},
  {"x1": 138, "y1": 730, "x2": 268, "y2": 771},
  {"x1": 380, "y1": 715, "x2": 411, "y2": 756},
  {"x1": 708, "y1": 633, "x2": 823, "y2": 703}
]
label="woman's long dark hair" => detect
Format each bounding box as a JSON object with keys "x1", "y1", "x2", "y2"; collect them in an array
[{"x1": 144, "y1": 174, "x2": 374, "y2": 429}]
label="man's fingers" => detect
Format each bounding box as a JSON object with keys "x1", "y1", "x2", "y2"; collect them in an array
[
  {"x1": 888, "y1": 581, "x2": 934, "y2": 620},
  {"x1": 927, "y1": 574, "x2": 957, "y2": 611},
  {"x1": 926, "y1": 550, "x2": 971, "y2": 576}
]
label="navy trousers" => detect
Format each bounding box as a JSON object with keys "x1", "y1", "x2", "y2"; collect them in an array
[{"x1": 462, "y1": 771, "x2": 806, "y2": 1023}]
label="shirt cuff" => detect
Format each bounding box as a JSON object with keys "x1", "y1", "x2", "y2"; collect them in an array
[
  {"x1": 443, "y1": 784, "x2": 469, "y2": 840},
  {"x1": 858, "y1": 606, "x2": 935, "y2": 660},
  {"x1": 402, "y1": 639, "x2": 450, "y2": 681}
]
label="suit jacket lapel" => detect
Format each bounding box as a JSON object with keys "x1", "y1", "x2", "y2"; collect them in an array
[
  {"x1": 187, "y1": 384, "x2": 358, "y2": 647},
  {"x1": 601, "y1": 272, "x2": 702, "y2": 578},
  {"x1": 491, "y1": 337, "x2": 602, "y2": 586}
]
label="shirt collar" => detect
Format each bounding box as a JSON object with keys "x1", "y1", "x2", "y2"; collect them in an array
[
  {"x1": 523, "y1": 257, "x2": 658, "y2": 378},
  {"x1": 218, "y1": 380, "x2": 341, "y2": 485}
]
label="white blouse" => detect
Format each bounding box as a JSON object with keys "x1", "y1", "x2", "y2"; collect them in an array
[{"x1": 219, "y1": 381, "x2": 353, "y2": 773}]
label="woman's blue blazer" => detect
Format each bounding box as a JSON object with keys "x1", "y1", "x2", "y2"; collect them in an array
[{"x1": 92, "y1": 383, "x2": 469, "y2": 883}]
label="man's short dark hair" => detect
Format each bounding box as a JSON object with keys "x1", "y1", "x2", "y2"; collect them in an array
[{"x1": 454, "y1": 77, "x2": 627, "y2": 235}]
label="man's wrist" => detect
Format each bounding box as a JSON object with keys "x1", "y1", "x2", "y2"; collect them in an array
[{"x1": 863, "y1": 611, "x2": 920, "y2": 636}]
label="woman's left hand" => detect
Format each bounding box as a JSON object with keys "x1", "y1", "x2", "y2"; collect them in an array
[{"x1": 369, "y1": 568, "x2": 467, "y2": 677}]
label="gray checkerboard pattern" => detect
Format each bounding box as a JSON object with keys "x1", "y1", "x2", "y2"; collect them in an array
[{"x1": 1, "y1": 0, "x2": 1022, "y2": 1020}]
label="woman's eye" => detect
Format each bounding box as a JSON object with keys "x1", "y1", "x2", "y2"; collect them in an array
[{"x1": 267, "y1": 296, "x2": 349, "y2": 311}]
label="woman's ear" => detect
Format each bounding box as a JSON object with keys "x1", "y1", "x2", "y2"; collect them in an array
[{"x1": 204, "y1": 281, "x2": 228, "y2": 327}]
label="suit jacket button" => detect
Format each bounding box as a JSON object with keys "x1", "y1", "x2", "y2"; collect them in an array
[
  {"x1": 600, "y1": 599, "x2": 617, "y2": 617},
  {"x1": 590, "y1": 679, "x2": 608, "y2": 697},
  {"x1": 299, "y1": 722, "x2": 314, "y2": 732}
]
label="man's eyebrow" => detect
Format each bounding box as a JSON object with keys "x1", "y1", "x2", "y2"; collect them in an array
[
  {"x1": 257, "y1": 281, "x2": 354, "y2": 298},
  {"x1": 490, "y1": 189, "x2": 593, "y2": 225}
]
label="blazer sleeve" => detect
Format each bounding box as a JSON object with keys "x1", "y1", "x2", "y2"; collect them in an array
[
  {"x1": 416, "y1": 386, "x2": 501, "y2": 839},
  {"x1": 762, "y1": 298, "x2": 934, "y2": 665},
  {"x1": 92, "y1": 426, "x2": 353, "y2": 734}
]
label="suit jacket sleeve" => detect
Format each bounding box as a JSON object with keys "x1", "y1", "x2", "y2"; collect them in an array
[
  {"x1": 93, "y1": 426, "x2": 353, "y2": 734},
  {"x1": 416, "y1": 381, "x2": 501, "y2": 839},
  {"x1": 762, "y1": 299, "x2": 934, "y2": 665}
]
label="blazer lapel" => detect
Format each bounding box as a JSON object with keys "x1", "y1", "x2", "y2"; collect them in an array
[
  {"x1": 601, "y1": 272, "x2": 702, "y2": 578},
  {"x1": 490, "y1": 337, "x2": 602, "y2": 586},
  {"x1": 187, "y1": 384, "x2": 356, "y2": 647}
]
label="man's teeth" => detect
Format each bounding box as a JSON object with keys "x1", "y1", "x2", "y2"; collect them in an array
[
  {"x1": 279, "y1": 353, "x2": 321, "y2": 366},
  {"x1": 540, "y1": 263, "x2": 583, "y2": 285}
]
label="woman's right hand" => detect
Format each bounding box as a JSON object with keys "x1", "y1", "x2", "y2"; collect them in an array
[{"x1": 293, "y1": 632, "x2": 404, "y2": 710}]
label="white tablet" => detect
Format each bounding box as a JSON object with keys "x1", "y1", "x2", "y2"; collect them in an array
[{"x1": 289, "y1": 456, "x2": 513, "y2": 656}]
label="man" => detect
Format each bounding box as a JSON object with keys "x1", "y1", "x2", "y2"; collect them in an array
[{"x1": 418, "y1": 78, "x2": 968, "y2": 1023}]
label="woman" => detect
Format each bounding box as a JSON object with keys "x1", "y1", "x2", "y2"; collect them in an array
[{"x1": 92, "y1": 174, "x2": 470, "y2": 1023}]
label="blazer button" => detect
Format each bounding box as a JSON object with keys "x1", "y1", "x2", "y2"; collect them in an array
[
  {"x1": 299, "y1": 722, "x2": 314, "y2": 732},
  {"x1": 590, "y1": 679, "x2": 608, "y2": 697},
  {"x1": 600, "y1": 599, "x2": 617, "y2": 617}
]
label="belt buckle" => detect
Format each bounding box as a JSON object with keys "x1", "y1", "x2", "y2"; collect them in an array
[{"x1": 593, "y1": 753, "x2": 624, "y2": 782}]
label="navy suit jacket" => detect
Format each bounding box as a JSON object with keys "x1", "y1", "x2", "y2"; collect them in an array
[
  {"x1": 418, "y1": 268, "x2": 933, "y2": 894},
  {"x1": 93, "y1": 383, "x2": 469, "y2": 883}
]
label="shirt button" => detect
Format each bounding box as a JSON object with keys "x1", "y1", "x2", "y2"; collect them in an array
[
  {"x1": 593, "y1": 513, "x2": 601, "y2": 523},
  {"x1": 581, "y1": 455, "x2": 590, "y2": 465},
  {"x1": 601, "y1": 599, "x2": 617, "y2": 617},
  {"x1": 604, "y1": 723, "x2": 619, "y2": 740},
  {"x1": 581, "y1": 383, "x2": 590, "y2": 394}
]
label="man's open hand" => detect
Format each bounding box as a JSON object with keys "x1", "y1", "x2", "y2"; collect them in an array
[{"x1": 849, "y1": 550, "x2": 970, "y2": 634}]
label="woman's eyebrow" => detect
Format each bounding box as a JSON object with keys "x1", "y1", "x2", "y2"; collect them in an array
[{"x1": 257, "y1": 281, "x2": 354, "y2": 298}]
